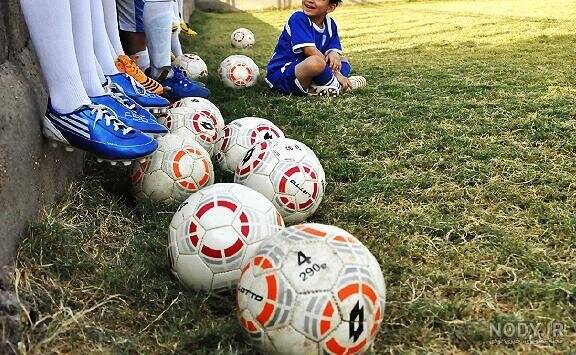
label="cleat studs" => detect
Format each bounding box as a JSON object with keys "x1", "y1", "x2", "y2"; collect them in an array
[
  {"x1": 65, "y1": 147, "x2": 75, "y2": 152},
  {"x1": 49, "y1": 142, "x2": 58, "y2": 148},
  {"x1": 96, "y1": 158, "x2": 104, "y2": 163},
  {"x1": 123, "y1": 161, "x2": 132, "y2": 166},
  {"x1": 110, "y1": 161, "x2": 118, "y2": 166},
  {"x1": 139, "y1": 158, "x2": 147, "y2": 164}
]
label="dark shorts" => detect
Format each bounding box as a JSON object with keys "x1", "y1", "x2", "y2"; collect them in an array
[
  {"x1": 265, "y1": 60, "x2": 353, "y2": 96},
  {"x1": 265, "y1": 62, "x2": 308, "y2": 96}
]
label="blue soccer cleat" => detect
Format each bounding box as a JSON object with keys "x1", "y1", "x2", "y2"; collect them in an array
[
  {"x1": 43, "y1": 102, "x2": 158, "y2": 164},
  {"x1": 159, "y1": 67, "x2": 211, "y2": 101},
  {"x1": 93, "y1": 90, "x2": 168, "y2": 137},
  {"x1": 106, "y1": 73, "x2": 170, "y2": 113}
]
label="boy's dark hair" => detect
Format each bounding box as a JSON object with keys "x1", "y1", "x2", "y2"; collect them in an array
[{"x1": 330, "y1": 0, "x2": 343, "y2": 5}]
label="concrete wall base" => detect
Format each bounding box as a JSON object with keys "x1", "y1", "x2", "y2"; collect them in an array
[{"x1": 0, "y1": 0, "x2": 84, "y2": 268}]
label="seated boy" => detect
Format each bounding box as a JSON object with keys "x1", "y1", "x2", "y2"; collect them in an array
[{"x1": 266, "y1": 0, "x2": 366, "y2": 97}]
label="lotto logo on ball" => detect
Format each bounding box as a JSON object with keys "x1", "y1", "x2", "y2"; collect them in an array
[
  {"x1": 168, "y1": 184, "x2": 285, "y2": 291},
  {"x1": 214, "y1": 117, "x2": 285, "y2": 173},
  {"x1": 235, "y1": 138, "x2": 326, "y2": 224},
  {"x1": 236, "y1": 224, "x2": 386, "y2": 355},
  {"x1": 157, "y1": 107, "x2": 219, "y2": 156}
]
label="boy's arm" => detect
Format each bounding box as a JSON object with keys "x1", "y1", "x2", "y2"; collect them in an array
[
  {"x1": 303, "y1": 46, "x2": 325, "y2": 58},
  {"x1": 325, "y1": 19, "x2": 343, "y2": 72}
]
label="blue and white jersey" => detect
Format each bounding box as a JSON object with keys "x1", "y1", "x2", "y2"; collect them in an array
[{"x1": 266, "y1": 11, "x2": 343, "y2": 83}]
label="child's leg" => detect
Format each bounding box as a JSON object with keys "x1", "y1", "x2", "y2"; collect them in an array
[
  {"x1": 69, "y1": 0, "x2": 107, "y2": 97},
  {"x1": 171, "y1": 1, "x2": 183, "y2": 57},
  {"x1": 102, "y1": 0, "x2": 126, "y2": 56},
  {"x1": 19, "y1": 0, "x2": 91, "y2": 113},
  {"x1": 143, "y1": 0, "x2": 173, "y2": 79},
  {"x1": 90, "y1": 0, "x2": 121, "y2": 76},
  {"x1": 295, "y1": 55, "x2": 338, "y2": 89}
]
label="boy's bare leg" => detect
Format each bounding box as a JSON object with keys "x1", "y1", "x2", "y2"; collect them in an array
[
  {"x1": 120, "y1": 31, "x2": 147, "y2": 56},
  {"x1": 295, "y1": 55, "x2": 327, "y2": 89}
]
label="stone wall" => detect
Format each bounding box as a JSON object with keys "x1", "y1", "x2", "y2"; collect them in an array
[
  {"x1": 196, "y1": 0, "x2": 386, "y2": 11},
  {"x1": 0, "y1": 0, "x2": 85, "y2": 268}
]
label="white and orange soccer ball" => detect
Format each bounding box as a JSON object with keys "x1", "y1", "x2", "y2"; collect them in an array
[
  {"x1": 218, "y1": 55, "x2": 259, "y2": 89},
  {"x1": 131, "y1": 134, "x2": 214, "y2": 203},
  {"x1": 173, "y1": 53, "x2": 209, "y2": 80},
  {"x1": 214, "y1": 117, "x2": 285, "y2": 173},
  {"x1": 231, "y1": 28, "x2": 256, "y2": 49},
  {"x1": 167, "y1": 183, "x2": 285, "y2": 291},
  {"x1": 170, "y1": 97, "x2": 225, "y2": 132},
  {"x1": 234, "y1": 138, "x2": 325, "y2": 224},
  {"x1": 156, "y1": 106, "x2": 219, "y2": 156},
  {"x1": 237, "y1": 223, "x2": 386, "y2": 355}
]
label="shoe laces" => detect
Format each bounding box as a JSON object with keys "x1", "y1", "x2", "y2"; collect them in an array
[
  {"x1": 107, "y1": 87, "x2": 137, "y2": 111},
  {"x1": 89, "y1": 104, "x2": 133, "y2": 135}
]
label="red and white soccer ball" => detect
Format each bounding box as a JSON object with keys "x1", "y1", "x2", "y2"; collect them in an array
[
  {"x1": 156, "y1": 107, "x2": 219, "y2": 156},
  {"x1": 234, "y1": 138, "x2": 325, "y2": 224},
  {"x1": 231, "y1": 28, "x2": 256, "y2": 49},
  {"x1": 214, "y1": 117, "x2": 285, "y2": 173},
  {"x1": 167, "y1": 183, "x2": 285, "y2": 291},
  {"x1": 218, "y1": 55, "x2": 260, "y2": 89},
  {"x1": 170, "y1": 97, "x2": 225, "y2": 132},
  {"x1": 173, "y1": 53, "x2": 209, "y2": 80},
  {"x1": 237, "y1": 223, "x2": 386, "y2": 355},
  {"x1": 131, "y1": 134, "x2": 214, "y2": 203}
]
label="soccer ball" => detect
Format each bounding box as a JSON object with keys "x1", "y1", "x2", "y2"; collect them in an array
[
  {"x1": 173, "y1": 53, "x2": 209, "y2": 80},
  {"x1": 237, "y1": 223, "x2": 386, "y2": 354},
  {"x1": 156, "y1": 106, "x2": 219, "y2": 156},
  {"x1": 169, "y1": 97, "x2": 225, "y2": 132},
  {"x1": 131, "y1": 134, "x2": 214, "y2": 203},
  {"x1": 234, "y1": 138, "x2": 325, "y2": 224},
  {"x1": 218, "y1": 55, "x2": 259, "y2": 89},
  {"x1": 231, "y1": 28, "x2": 256, "y2": 49},
  {"x1": 214, "y1": 117, "x2": 285, "y2": 173},
  {"x1": 167, "y1": 183, "x2": 285, "y2": 291}
]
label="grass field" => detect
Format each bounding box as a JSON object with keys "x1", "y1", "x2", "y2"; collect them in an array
[{"x1": 13, "y1": 0, "x2": 576, "y2": 353}]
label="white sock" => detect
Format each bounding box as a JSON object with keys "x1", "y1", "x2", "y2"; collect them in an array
[
  {"x1": 177, "y1": 0, "x2": 184, "y2": 17},
  {"x1": 171, "y1": 1, "x2": 183, "y2": 57},
  {"x1": 94, "y1": 58, "x2": 107, "y2": 86},
  {"x1": 69, "y1": 0, "x2": 106, "y2": 97},
  {"x1": 101, "y1": 0, "x2": 125, "y2": 56},
  {"x1": 19, "y1": 0, "x2": 91, "y2": 113},
  {"x1": 90, "y1": 0, "x2": 120, "y2": 75},
  {"x1": 133, "y1": 49, "x2": 151, "y2": 71},
  {"x1": 144, "y1": 0, "x2": 173, "y2": 78}
]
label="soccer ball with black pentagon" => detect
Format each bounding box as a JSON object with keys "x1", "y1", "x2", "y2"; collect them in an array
[
  {"x1": 156, "y1": 106, "x2": 219, "y2": 156},
  {"x1": 237, "y1": 223, "x2": 386, "y2": 354},
  {"x1": 131, "y1": 134, "x2": 214, "y2": 203},
  {"x1": 168, "y1": 183, "x2": 285, "y2": 291},
  {"x1": 214, "y1": 117, "x2": 284, "y2": 173},
  {"x1": 169, "y1": 97, "x2": 225, "y2": 131},
  {"x1": 235, "y1": 138, "x2": 325, "y2": 224}
]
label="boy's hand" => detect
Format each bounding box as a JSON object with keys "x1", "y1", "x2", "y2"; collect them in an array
[
  {"x1": 326, "y1": 51, "x2": 342, "y2": 72},
  {"x1": 335, "y1": 72, "x2": 352, "y2": 92}
]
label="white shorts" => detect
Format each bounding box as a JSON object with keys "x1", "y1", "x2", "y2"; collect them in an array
[{"x1": 117, "y1": 0, "x2": 179, "y2": 33}]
